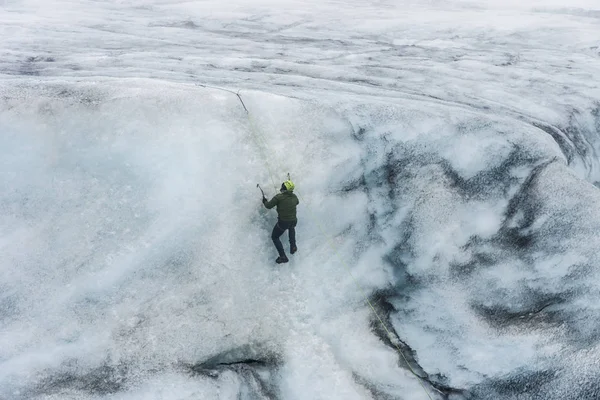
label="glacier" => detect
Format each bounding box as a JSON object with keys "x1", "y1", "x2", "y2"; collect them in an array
[{"x1": 1, "y1": 1, "x2": 600, "y2": 399}]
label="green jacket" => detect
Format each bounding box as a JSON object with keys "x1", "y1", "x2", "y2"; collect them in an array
[{"x1": 264, "y1": 191, "x2": 299, "y2": 221}]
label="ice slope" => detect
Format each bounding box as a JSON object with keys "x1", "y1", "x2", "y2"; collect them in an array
[{"x1": 1, "y1": 1, "x2": 600, "y2": 399}]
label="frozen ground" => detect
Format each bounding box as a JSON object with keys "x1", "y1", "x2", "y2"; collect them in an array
[{"x1": 1, "y1": 1, "x2": 600, "y2": 399}]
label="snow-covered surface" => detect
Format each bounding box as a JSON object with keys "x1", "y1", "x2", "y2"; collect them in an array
[{"x1": 2, "y1": 1, "x2": 600, "y2": 399}]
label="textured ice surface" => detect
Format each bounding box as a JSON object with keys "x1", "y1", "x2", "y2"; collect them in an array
[{"x1": 2, "y1": 1, "x2": 600, "y2": 399}]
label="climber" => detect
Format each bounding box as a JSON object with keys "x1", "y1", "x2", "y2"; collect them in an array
[{"x1": 262, "y1": 180, "x2": 299, "y2": 264}]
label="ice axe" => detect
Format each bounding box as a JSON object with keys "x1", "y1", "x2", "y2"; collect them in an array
[{"x1": 257, "y1": 183, "x2": 266, "y2": 200}]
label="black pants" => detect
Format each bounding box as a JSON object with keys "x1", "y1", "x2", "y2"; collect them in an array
[{"x1": 271, "y1": 219, "x2": 297, "y2": 257}]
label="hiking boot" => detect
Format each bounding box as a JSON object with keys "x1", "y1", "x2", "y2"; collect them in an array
[
  {"x1": 276, "y1": 255, "x2": 289, "y2": 264},
  {"x1": 290, "y1": 246, "x2": 297, "y2": 255}
]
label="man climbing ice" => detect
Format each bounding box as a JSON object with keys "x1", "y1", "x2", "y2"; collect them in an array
[{"x1": 262, "y1": 180, "x2": 299, "y2": 264}]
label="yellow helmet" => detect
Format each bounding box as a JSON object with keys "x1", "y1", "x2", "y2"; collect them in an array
[{"x1": 283, "y1": 180, "x2": 295, "y2": 191}]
